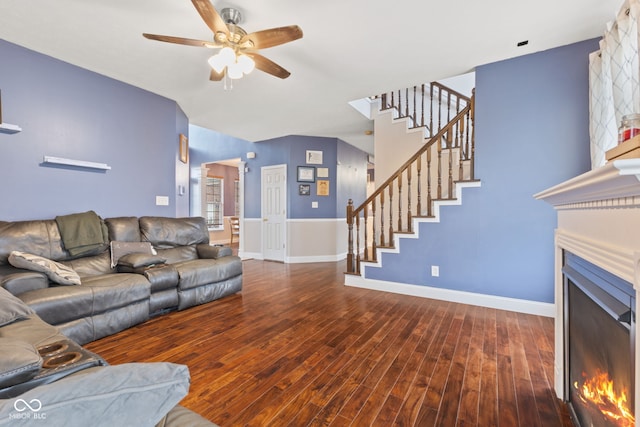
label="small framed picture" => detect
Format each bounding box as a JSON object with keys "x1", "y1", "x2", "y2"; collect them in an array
[
  {"x1": 306, "y1": 150, "x2": 323, "y2": 165},
  {"x1": 179, "y1": 134, "x2": 189, "y2": 163},
  {"x1": 297, "y1": 166, "x2": 315, "y2": 182},
  {"x1": 299, "y1": 184, "x2": 310, "y2": 196},
  {"x1": 317, "y1": 180, "x2": 330, "y2": 196},
  {"x1": 317, "y1": 167, "x2": 329, "y2": 178}
]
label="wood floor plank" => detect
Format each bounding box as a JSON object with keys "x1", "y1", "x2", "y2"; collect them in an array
[{"x1": 84, "y1": 259, "x2": 573, "y2": 426}]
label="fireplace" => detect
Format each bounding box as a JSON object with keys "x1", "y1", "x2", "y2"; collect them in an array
[
  {"x1": 535, "y1": 158, "x2": 640, "y2": 427},
  {"x1": 564, "y1": 252, "x2": 635, "y2": 426}
]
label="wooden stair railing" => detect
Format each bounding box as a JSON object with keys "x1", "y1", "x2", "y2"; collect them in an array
[{"x1": 346, "y1": 87, "x2": 475, "y2": 275}]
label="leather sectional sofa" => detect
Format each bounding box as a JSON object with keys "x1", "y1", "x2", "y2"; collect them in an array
[{"x1": 0, "y1": 214, "x2": 242, "y2": 426}]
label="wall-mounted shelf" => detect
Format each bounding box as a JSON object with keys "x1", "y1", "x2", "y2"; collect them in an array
[
  {"x1": 43, "y1": 156, "x2": 111, "y2": 170},
  {"x1": 0, "y1": 90, "x2": 21, "y2": 134},
  {"x1": 0, "y1": 123, "x2": 21, "y2": 134}
]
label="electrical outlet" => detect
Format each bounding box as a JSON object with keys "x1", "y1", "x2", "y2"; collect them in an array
[{"x1": 431, "y1": 265, "x2": 439, "y2": 277}]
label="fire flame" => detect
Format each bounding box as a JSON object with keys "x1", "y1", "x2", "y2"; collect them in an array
[{"x1": 574, "y1": 369, "x2": 634, "y2": 426}]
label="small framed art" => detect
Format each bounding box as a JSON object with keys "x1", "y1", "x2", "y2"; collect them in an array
[
  {"x1": 297, "y1": 166, "x2": 315, "y2": 182},
  {"x1": 299, "y1": 184, "x2": 310, "y2": 196}
]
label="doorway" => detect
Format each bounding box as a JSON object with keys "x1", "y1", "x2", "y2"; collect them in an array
[{"x1": 261, "y1": 164, "x2": 286, "y2": 261}]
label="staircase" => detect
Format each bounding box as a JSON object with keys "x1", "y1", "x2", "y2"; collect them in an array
[{"x1": 345, "y1": 82, "x2": 479, "y2": 276}]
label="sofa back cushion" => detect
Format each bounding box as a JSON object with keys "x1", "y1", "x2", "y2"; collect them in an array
[
  {"x1": 139, "y1": 217, "x2": 209, "y2": 249},
  {"x1": 105, "y1": 217, "x2": 141, "y2": 242},
  {"x1": 0, "y1": 220, "x2": 67, "y2": 265}
]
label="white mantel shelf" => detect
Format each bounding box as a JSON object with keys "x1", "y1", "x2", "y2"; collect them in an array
[{"x1": 534, "y1": 158, "x2": 640, "y2": 206}]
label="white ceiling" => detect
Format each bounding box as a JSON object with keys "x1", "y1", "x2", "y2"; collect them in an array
[{"x1": 0, "y1": 0, "x2": 622, "y2": 154}]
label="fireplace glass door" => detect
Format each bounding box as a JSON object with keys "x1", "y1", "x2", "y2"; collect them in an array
[{"x1": 564, "y1": 253, "x2": 635, "y2": 427}]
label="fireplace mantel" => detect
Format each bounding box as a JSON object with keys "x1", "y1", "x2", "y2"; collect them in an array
[{"x1": 535, "y1": 158, "x2": 640, "y2": 414}]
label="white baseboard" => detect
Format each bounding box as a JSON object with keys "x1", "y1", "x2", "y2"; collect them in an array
[
  {"x1": 344, "y1": 275, "x2": 555, "y2": 317},
  {"x1": 239, "y1": 251, "x2": 262, "y2": 260},
  {"x1": 286, "y1": 253, "x2": 347, "y2": 263}
]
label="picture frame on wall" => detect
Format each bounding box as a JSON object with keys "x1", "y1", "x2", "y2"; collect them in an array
[
  {"x1": 179, "y1": 134, "x2": 189, "y2": 163},
  {"x1": 297, "y1": 166, "x2": 315, "y2": 182},
  {"x1": 299, "y1": 184, "x2": 310, "y2": 196},
  {"x1": 306, "y1": 150, "x2": 323, "y2": 165},
  {"x1": 317, "y1": 180, "x2": 329, "y2": 196}
]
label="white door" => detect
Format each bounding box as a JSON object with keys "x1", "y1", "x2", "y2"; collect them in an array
[{"x1": 261, "y1": 165, "x2": 286, "y2": 261}]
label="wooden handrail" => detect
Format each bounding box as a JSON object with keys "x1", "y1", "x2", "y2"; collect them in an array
[{"x1": 346, "y1": 84, "x2": 475, "y2": 275}]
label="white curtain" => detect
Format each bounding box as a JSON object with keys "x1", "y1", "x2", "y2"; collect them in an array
[{"x1": 589, "y1": 0, "x2": 640, "y2": 168}]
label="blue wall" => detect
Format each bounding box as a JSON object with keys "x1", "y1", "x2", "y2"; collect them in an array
[
  {"x1": 189, "y1": 126, "x2": 368, "y2": 219},
  {"x1": 0, "y1": 39, "x2": 188, "y2": 221},
  {"x1": 365, "y1": 39, "x2": 599, "y2": 303}
]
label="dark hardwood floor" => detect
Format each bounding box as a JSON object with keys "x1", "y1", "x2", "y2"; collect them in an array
[{"x1": 85, "y1": 259, "x2": 573, "y2": 426}]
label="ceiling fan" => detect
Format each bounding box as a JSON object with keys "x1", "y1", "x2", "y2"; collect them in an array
[{"x1": 143, "y1": 0, "x2": 303, "y2": 81}]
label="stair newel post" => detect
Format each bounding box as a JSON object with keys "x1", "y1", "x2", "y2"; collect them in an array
[
  {"x1": 458, "y1": 115, "x2": 465, "y2": 181},
  {"x1": 355, "y1": 213, "x2": 361, "y2": 274},
  {"x1": 388, "y1": 183, "x2": 394, "y2": 246},
  {"x1": 412, "y1": 86, "x2": 417, "y2": 128},
  {"x1": 470, "y1": 89, "x2": 475, "y2": 181},
  {"x1": 427, "y1": 145, "x2": 433, "y2": 217},
  {"x1": 416, "y1": 153, "x2": 422, "y2": 216},
  {"x1": 379, "y1": 191, "x2": 385, "y2": 247},
  {"x1": 363, "y1": 204, "x2": 369, "y2": 261},
  {"x1": 406, "y1": 164, "x2": 412, "y2": 232},
  {"x1": 447, "y1": 127, "x2": 454, "y2": 199},
  {"x1": 437, "y1": 136, "x2": 443, "y2": 200},
  {"x1": 346, "y1": 199, "x2": 354, "y2": 273},
  {"x1": 397, "y1": 172, "x2": 403, "y2": 232}
]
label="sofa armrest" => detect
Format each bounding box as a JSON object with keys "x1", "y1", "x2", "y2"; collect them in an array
[
  {"x1": 196, "y1": 244, "x2": 232, "y2": 259},
  {"x1": 1, "y1": 271, "x2": 48, "y2": 296}
]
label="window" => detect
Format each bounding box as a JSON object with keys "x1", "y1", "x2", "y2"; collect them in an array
[{"x1": 204, "y1": 176, "x2": 223, "y2": 230}]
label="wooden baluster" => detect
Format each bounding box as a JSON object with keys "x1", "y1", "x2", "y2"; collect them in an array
[
  {"x1": 406, "y1": 164, "x2": 412, "y2": 232},
  {"x1": 437, "y1": 86, "x2": 442, "y2": 133},
  {"x1": 371, "y1": 198, "x2": 377, "y2": 262},
  {"x1": 446, "y1": 91, "x2": 451, "y2": 128},
  {"x1": 379, "y1": 191, "x2": 385, "y2": 247},
  {"x1": 381, "y1": 93, "x2": 387, "y2": 110},
  {"x1": 390, "y1": 91, "x2": 395, "y2": 113},
  {"x1": 355, "y1": 213, "x2": 360, "y2": 274},
  {"x1": 421, "y1": 84, "x2": 425, "y2": 128},
  {"x1": 416, "y1": 153, "x2": 422, "y2": 216},
  {"x1": 388, "y1": 183, "x2": 394, "y2": 246},
  {"x1": 346, "y1": 199, "x2": 354, "y2": 273},
  {"x1": 397, "y1": 89, "x2": 402, "y2": 118},
  {"x1": 397, "y1": 172, "x2": 403, "y2": 231},
  {"x1": 363, "y1": 204, "x2": 368, "y2": 261},
  {"x1": 405, "y1": 88, "x2": 409, "y2": 119},
  {"x1": 429, "y1": 84, "x2": 434, "y2": 137}
]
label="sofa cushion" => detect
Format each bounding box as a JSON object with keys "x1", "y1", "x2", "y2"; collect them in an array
[
  {"x1": 118, "y1": 253, "x2": 166, "y2": 269},
  {"x1": 140, "y1": 216, "x2": 209, "y2": 249},
  {"x1": 173, "y1": 256, "x2": 243, "y2": 291},
  {"x1": 0, "y1": 219, "x2": 67, "y2": 265},
  {"x1": 63, "y1": 252, "x2": 113, "y2": 278},
  {"x1": 105, "y1": 216, "x2": 141, "y2": 242},
  {"x1": 8, "y1": 251, "x2": 81, "y2": 285},
  {"x1": 110, "y1": 241, "x2": 157, "y2": 268},
  {"x1": 196, "y1": 244, "x2": 232, "y2": 259},
  {"x1": 0, "y1": 338, "x2": 42, "y2": 388},
  {"x1": 18, "y1": 273, "x2": 150, "y2": 325},
  {"x1": 0, "y1": 363, "x2": 190, "y2": 427},
  {"x1": 0, "y1": 286, "x2": 35, "y2": 327}
]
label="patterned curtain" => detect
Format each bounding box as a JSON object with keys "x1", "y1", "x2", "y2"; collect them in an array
[{"x1": 589, "y1": 0, "x2": 640, "y2": 168}]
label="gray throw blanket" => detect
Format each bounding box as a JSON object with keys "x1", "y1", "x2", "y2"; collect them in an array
[{"x1": 55, "y1": 210, "x2": 109, "y2": 257}]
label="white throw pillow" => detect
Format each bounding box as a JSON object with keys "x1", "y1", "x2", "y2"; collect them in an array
[{"x1": 8, "y1": 251, "x2": 81, "y2": 286}]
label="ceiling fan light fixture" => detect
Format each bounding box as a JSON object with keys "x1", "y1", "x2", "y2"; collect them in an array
[
  {"x1": 237, "y1": 54, "x2": 255, "y2": 74},
  {"x1": 208, "y1": 46, "x2": 236, "y2": 73},
  {"x1": 227, "y1": 62, "x2": 244, "y2": 79}
]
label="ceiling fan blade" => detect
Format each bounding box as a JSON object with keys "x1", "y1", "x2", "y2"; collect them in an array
[
  {"x1": 143, "y1": 33, "x2": 222, "y2": 48},
  {"x1": 247, "y1": 53, "x2": 291, "y2": 79},
  {"x1": 191, "y1": 0, "x2": 229, "y2": 42},
  {"x1": 210, "y1": 68, "x2": 225, "y2": 81},
  {"x1": 240, "y1": 25, "x2": 303, "y2": 49}
]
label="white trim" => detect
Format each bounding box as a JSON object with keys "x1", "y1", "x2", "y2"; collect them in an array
[
  {"x1": 286, "y1": 253, "x2": 347, "y2": 264},
  {"x1": 239, "y1": 251, "x2": 262, "y2": 260},
  {"x1": 286, "y1": 218, "x2": 345, "y2": 223},
  {"x1": 345, "y1": 274, "x2": 555, "y2": 317}
]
